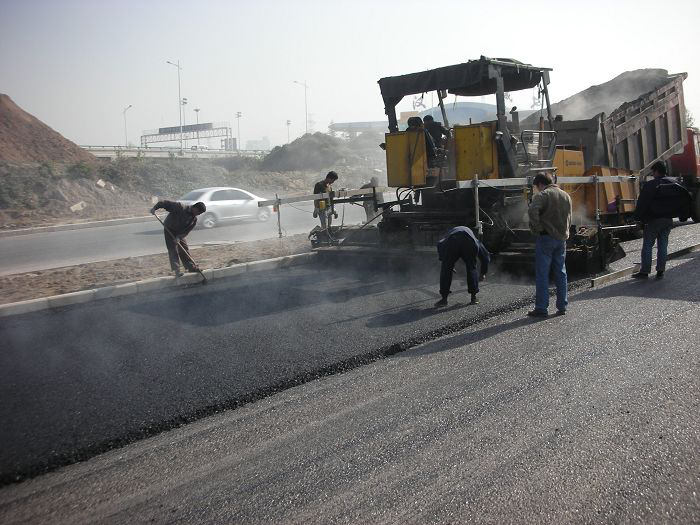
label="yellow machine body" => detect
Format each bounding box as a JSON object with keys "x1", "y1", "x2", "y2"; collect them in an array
[
  {"x1": 555, "y1": 148, "x2": 639, "y2": 223},
  {"x1": 385, "y1": 131, "x2": 427, "y2": 187},
  {"x1": 453, "y1": 123, "x2": 499, "y2": 180}
]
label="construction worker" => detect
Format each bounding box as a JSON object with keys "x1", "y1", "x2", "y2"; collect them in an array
[
  {"x1": 527, "y1": 172, "x2": 573, "y2": 317},
  {"x1": 360, "y1": 176, "x2": 384, "y2": 223},
  {"x1": 406, "y1": 116, "x2": 436, "y2": 164},
  {"x1": 313, "y1": 171, "x2": 339, "y2": 234},
  {"x1": 150, "y1": 200, "x2": 206, "y2": 277},
  {"x1": 435, "y1": 226, "x2": 490, "y2": 307},
  {"x1": 423, "y1": 114, "x2": 449, "y2": 149},
  {"x1": 632, "y1": 161, "x2": 692, "y2": 279}
]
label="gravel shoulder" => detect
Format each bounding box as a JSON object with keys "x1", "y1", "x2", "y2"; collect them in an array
[{"x1": 0, "y1": 234, "x2": 311, "y2": 304}]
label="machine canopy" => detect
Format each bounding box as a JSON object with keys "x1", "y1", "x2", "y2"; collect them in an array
[{"x1": 378, "y1": 56, "x2": 547, "y2": 112}]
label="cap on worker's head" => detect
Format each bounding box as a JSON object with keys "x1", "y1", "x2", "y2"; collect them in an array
[
  {"x1": 326, "y1": 171, "x2": 338, "y2": 181},
  {"x1": 423, "y1": 115, "x2": 434, "y2": 123},
  {"x1": 192, "y1": 202, "x2": 206, "y2": 214},
  {"x1": 650, "y1": 161, "x2": 667, "y2": 176}
]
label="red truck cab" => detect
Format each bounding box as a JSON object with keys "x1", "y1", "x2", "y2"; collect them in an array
[{"x1": 670, "y1": 127, "x2": 700, "y2": 221}]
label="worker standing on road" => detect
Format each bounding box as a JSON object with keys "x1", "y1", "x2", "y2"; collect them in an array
[
  {"x1": 527, "y1": 172, "x2": 573, "y2": 317},
  {"x1": 435, "y1": 226, "x2": 490, "y2": 307},
  {"x1": 632, "y1": 161, "x2": 692, "y2": 280},
  {"x1": 313, "y1": 171, "x2": 339, "y2": 235},
  {"x1": 150, "y1": 200, "x2": 206, "y2": 277}
]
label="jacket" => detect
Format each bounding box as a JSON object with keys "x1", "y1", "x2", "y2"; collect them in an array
[
  {"x1": 528, "y1": 184, "x2": 572, "y2": 240},
  {"x1": 153, "y1": 200, "x2": 198, "y2": 237},
  {"x1": 634, "y1": 176, "x2": 692, "y2": 222},
  {"x1": 437, "y1": 226, "x2": 490, "y2": 275}
]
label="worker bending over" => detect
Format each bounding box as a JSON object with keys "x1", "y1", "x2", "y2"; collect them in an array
[
  {"x1": 150, "y1": 200, "x2": 206, "y2": 277},
  {"x1": 435, "y1": 226, "x2": 490, "y2": 307}
]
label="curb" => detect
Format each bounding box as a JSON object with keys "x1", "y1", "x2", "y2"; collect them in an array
[
  {"x1": 590, "y1": 242, "x2": 700, "y2": 288},
  {"x1": 0, "y1": 216, "x2": 154, "y2": 238},
  {"x1": 0, "y1": 252, "x2": 317, "y2": 319}
]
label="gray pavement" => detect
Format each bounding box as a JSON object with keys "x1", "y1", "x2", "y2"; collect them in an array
[
  {"x1": 0, "y1": 246, "x2": 698, "y2": 523},
  {"x1": 0, "y1": 203, "x2": 366, "y2": 275}
]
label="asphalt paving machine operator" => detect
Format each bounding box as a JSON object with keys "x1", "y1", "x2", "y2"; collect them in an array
[
  {"x1": 435, "y1": 226, "x2": 490, "y2": 307},
  {"x1": 150, "y1": 200, "x2": 206, "y2": 277}
]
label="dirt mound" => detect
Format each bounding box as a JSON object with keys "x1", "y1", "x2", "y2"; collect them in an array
[
  {"x1": 522, "y1": 69, "x2": 671, "y2": 126},
  {"x1": 0, "y1": 94, "x2": 96, "y2": 164},
  {"x1": 261, "y1": 132, "x2": 384, "y2": 172}
]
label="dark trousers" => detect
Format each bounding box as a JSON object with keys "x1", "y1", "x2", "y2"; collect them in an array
[
  {"x1": 164, "y1": 232, "x2": 196, "y2": 271},
  {"x1": 439, "y1": 234, "x2": 479, "y2": 297}
]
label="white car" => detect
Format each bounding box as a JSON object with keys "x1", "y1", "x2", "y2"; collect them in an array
[{"x1": 178, "y1": 187, "x2": 273, "y2": 228}]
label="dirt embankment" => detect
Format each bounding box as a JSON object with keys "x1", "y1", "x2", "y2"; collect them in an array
[{"x1": 0, "y1": 92, "x2": 386, "y2": 229}]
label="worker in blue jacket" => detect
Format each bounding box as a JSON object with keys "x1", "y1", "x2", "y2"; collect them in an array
[{"x1": 435, "y1": 226, "x2": 490, "y2": 307}]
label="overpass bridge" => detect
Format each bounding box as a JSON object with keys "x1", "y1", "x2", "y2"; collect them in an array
[{"x1": 81, "y1": 146, "x2": 269, "y2": 160}]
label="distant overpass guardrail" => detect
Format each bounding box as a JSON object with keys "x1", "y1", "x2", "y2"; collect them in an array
[{"x1": 81, "y1": 146, "x2": 269, "y2": 159}]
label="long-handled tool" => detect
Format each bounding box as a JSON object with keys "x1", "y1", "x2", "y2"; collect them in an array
[{"x1": 152, "y1": 213, "x2": 207, "y2": 284}]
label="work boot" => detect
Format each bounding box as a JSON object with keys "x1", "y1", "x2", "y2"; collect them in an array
[
  {"x1": 470, "y1": 294, "x2": 478, "y2": 305},
  {"x1": 656, "y1": 271, "x2": 664, "y2": 280},
  {"x1": 174, "y1": 269, "x2": 184, "y2": 278},
  {"x1": 187, "y1": 266, "x2": 200, "y2": 273},
  {"x1": 631, "y1": 272, "x2": 648, "y2": 279},
  {"x1": 434, "y1": 296, "x2": 448, "y2": 308},
  {"x1": 527, "y1": 310, "x2": 548, "y2": 318}
]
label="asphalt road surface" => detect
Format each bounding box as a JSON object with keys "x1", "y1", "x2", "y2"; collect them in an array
[
  {"x1": 0, "y1": 223, "x2": 698, "y2": 523},
  {"x1": 1, "y1": 253, "x2": 698, "y2": 522},
  {"x1": 0, "y1": 202, "x2": 367, "y2": 275}
]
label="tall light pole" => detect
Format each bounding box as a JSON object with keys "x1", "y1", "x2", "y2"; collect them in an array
[
  {"x1": 293, "y1": 80, "x2": 308, "y2": 135},
  {"x1": 194, "y1": 108, "x2": 200, "y2": 146},
  {"x1": 181, "y1": 97, "x2": 188, "y2": 149},
  {"x1": 122, "y1": 104, "x2": 132, "y2": 147},
  {"x1": 286, "y1": 119, "x2": 291, "y2": 144},
  {"x1": 166, "y1": 60, "x2": 183, "y2": 153},
  {"x1": 236, "y1": 111, "x2": 242, "y2": 152}
]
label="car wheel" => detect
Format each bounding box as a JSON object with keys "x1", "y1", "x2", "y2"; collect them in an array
[
  {"x1": 200, "y1": 212, "x2": 217, "y2": 229},
  {"x1": 257, "y1": 208, "x2": 271, "y2": 222}
]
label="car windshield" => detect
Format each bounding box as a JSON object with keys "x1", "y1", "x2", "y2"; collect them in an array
[{"x1": 179, "y1": 190, "x2": 205, "y2": 201}]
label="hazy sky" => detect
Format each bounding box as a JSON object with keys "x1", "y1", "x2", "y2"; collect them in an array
[{"x1": 2, "y1": 0, "x2": 699, "y2": 149}]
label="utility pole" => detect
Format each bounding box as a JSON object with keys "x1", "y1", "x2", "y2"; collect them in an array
[
  {"x1": 122, "y1": 104, "x2": 132, "y2": 147},
  {"x1": 194, "y1": 108, "x2": 200, "y2": 145},
  {"x1": 286, "y1": 119, "x2": 291, "y2": 143},
  {"x1": 182, "y1": 97, "x2": 188, "y2": 149},
  {"x1": 236, "y1": 111, "x2": 242, "y2": 152},
  {"x1": 293, "y1": 80, "x2": 309, "y2": 135},
  {"x1": 166, "y1": 60, "x2": 183, "y2": 153}
]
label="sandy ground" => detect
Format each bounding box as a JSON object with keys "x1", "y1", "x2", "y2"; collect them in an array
[{"x1": 0, "y1": 234, "x2": 311, "y2": 305}]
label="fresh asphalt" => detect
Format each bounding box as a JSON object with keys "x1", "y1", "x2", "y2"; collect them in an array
[
  {"x1": 0, "y1": 203, "x2": 367, "y2": 275},
  {"x1": 0, "y1": 253, "x2": 542, "y2": 484},
  {"x1": 0, "y1": 235, "x2": 698, "y2": 523}
]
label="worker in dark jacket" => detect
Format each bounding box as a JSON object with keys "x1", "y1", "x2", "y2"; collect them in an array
[
  {"x1": 632, "y1": 161, "x2": 692, "y2": 279},
  {"x1": 435, "y1": 226, "x2": 490, "y2": 307},
  {"x1": 150, "y1": 200, "x2": 206, "y2": 276},
  {"x1": 423, "y1": 115, "x2": 449, "y2": 149}
]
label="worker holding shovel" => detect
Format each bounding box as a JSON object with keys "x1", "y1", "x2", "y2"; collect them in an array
[{"x1": 150, "y1": 200, "x2": 206, "y2": 277}]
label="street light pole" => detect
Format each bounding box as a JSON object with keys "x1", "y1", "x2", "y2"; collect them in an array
[
  {"x1": 293, "y1": 80, "x2": 309, "y2": 135},
  {"x1": 181, "y1": 97, "x2": 188, "y2": 149},
  {"x1": 286, "y1": 119, "x2": 291, "y2": 144},
  {"x1": 194, "y1": 108, "x2": 200, "y2": 146},
  {"x1": 236, "y1": 111, "x2": 242, "y2": 152},
  {"x1": 166, "y1": 60, "x2": 183, "y2": 153},
  {"x1": 122, "y1": 104, "x2": 132, "y2": 147}
]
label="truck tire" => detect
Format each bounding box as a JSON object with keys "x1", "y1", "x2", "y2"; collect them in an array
[{"x1": 692, "y1": 190, "x2": 700, "y2": 223}]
